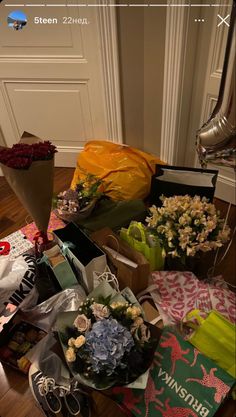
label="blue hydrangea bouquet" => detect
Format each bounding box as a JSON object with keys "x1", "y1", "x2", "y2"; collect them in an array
[{"x1": 57, "y1": 282, "x2": 160, "y2": 390}]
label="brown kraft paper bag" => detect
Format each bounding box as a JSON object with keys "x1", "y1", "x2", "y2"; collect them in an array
[{"x1": 91, "y1": 227, "x2": 150, "y2": 295}]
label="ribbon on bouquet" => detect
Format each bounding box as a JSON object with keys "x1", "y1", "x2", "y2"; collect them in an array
[
  {"x1": 33, "y1": 231, "x2": 51, "y2": 257},
  {"x1": 61, "y1": 241, "x2": 76, "y2": 256}
]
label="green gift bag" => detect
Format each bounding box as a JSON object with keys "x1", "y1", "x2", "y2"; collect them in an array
[
  {"x1": 120, "y1": 221, "x2": 164, "y2": 271},
  {"x1": 41, "y1": 244, "x2": 78, "y2": 290},
  {"x1": 112, "y1": 326, "x2": 235, "y2": 417},
  {"x1": 185, "y1": 309, "x2": 236, "y2": 378}
]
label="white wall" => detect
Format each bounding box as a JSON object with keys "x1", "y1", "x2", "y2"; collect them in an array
[
  {"x1": 0, "y1": 129, "x2": 5, "y2": 146},
  {"x1": 117, "y1": 4, "x2": 166, "y2": 157}
]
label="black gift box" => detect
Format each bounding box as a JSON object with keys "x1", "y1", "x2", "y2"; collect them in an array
[{"x1": 149, "y1": 165, "x2": 218, "y2": 206}]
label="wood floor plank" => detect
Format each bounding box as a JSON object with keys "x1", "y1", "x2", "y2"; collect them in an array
[
  {"x1": 0, "y1": 363, "x2": 29, "y2": 397},
  {"x1": 0, "y1": 388, "x2": 44, "y2": 417}
]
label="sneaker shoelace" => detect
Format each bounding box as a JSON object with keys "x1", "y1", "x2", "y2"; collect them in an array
[
  {"x1": 55, "y1": 384, "x2": 70, "y2": 397},
  {"x1": 70, "y1": 380, "x2": 89, "y2": 396},
  {"x1": 36, "y1": 375, "x2": 56, "y2": 396}
]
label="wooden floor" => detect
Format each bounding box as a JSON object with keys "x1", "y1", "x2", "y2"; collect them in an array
[{"x1": 0, "y1": 167, "x2": 235, "y2": 417}]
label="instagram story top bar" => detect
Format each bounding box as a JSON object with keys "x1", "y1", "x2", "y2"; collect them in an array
[{"x1": 3, "y1": 2, "x2": 233, "y2": 6}]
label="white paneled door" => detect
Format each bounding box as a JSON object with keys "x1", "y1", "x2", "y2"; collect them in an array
[{"x1": 0, "y1": 1, "x2": 122, "y2": 166}]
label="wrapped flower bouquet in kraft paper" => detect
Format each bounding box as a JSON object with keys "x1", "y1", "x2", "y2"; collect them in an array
[{"x1": 0, "y1": 132, "x2": 56, "y2": 254}]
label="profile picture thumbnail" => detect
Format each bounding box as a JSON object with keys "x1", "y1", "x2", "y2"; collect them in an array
[{"x1": 7, "y1": 10, "x2": 27, "y2": 30}]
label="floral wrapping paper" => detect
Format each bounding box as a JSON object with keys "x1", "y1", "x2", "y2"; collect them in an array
[{"x1": 21, "y1": 211, "x2": 65, "y2": 243}]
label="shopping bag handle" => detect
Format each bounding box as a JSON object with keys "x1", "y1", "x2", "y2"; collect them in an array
[
  {"x1": 183, "y1": 309, "x2": 205, "y2": 330},
  {"x1": 127, "y1": 221, "x2": 147, "y2": 244}
]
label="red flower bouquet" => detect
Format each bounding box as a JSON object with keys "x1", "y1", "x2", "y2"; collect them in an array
[
  {"x1": 0, "y1": 141, "x2": 56, "y2": 169},
  {"x1": 0, "y1": 133, "x2": 57, "y2": 253}
]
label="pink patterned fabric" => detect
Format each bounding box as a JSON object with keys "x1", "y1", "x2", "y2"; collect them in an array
[
  {"x1": 21, "y1": 211, "x2": 65, "y2": 243},
  {"x1": 151, "y1": 271, "x2": 236, "y2": 325}
]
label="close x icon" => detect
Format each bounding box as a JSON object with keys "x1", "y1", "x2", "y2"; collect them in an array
[{"x1": 217, "y1": 14, "x2": 230, "y2": 27}]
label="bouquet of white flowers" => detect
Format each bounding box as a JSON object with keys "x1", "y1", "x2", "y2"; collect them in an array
[{"x1": 146, "y1": 195, "x2": 230, "y2": 263}]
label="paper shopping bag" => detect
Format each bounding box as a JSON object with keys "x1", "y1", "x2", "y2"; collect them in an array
[
  {"x1": 53, "y1": 223, "x2": 107, "y2": 293},
  {"x1": 120, "y1": 221, "x2": 164, "y2": 271},
  {"x1": 0, "y1": 253, "x2": 37, "y2": 312},
  {"x1": 150, "y1": 164, "x2": 218, "y2": 206},
  {"x1": 91, "y1": 227, "x2": 150, "y2": 295},
  {"x1": 42, "y1": 244, "x2": 78, "y2": 290},
  {"x1": 112, "y1": 327, "x2": 235, "y2": 417}
]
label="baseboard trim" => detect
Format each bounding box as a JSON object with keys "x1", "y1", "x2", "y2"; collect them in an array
[
  {"x1": 55, "y1": 146, "x2": 83, "y2": 168},
  {"x1": 215, "y1": 173, "x2": 236, "y2": 204}
]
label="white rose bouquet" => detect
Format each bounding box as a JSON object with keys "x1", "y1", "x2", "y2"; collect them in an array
[{"x1": 146, "y1": 195, "x2": 230, "y2": 263}]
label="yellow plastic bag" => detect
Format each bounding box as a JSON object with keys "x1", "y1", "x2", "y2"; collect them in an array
[
  {"x1": 71, "y1": 140, "x2": 163, "y2": 201},
  {"x1": 185, "y1": 309, "x2": 236, "y2": 378},
  {"x1": 120, "y1": 221, "x2": 164, "y2": 271}
]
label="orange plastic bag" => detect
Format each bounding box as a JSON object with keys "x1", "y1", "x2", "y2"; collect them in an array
[{"x1": 71, "y1": 140, "x2": 164, "y2": 200}]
